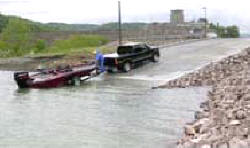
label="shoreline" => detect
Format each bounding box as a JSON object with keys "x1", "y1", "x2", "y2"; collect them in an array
[
  {"x1": 0, "y1": 55, "x2": 94, "y2": 71},
  {"x1": 0, "y1": 39, "x2": 200, "y2": 72}
]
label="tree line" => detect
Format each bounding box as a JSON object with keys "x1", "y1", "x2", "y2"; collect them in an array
[{"x1": 209, "y1": 23, "x2": 240, "y2": 38}]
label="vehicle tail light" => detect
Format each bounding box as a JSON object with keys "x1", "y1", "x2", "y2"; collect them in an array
[{"x1": 115, "y1": 59, "x2": 118, "y2": 65}]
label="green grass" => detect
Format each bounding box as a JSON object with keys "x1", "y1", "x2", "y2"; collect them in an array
[
  {"x1": 0, "y1": 34, "x2": 112, "y2": 58},
  {"x1": 37, "y1": 35, "x2": 109, "y2": 55}
]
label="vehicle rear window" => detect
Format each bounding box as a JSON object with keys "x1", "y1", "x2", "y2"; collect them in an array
[
  {"x1": 104, "y1": 57, "x2": 116, "y2": 65},
  {"x1": 117, "y1": 46, "x2": 133, "y2": 54}
]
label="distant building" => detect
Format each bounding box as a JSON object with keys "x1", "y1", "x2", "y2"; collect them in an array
[
  {"x1": 170, "y1": 10, "x2": 184, "y2": 24},
  {"x1": 197, "y1": 18, "x2": 208, "y2": 23},
  {"x1": 207, "y1": 32, "x2": 217, "y2": 38}
]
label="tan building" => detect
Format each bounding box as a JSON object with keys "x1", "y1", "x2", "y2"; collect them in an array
[{"x1": 170, "y1": 9, "x2": 184, "y2": 24}]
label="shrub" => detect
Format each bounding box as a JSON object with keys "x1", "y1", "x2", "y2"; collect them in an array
[
  {"x1": 35, "y1": 39, "x2": 46, "y2": 50},
  {"x1": 0, "y1": 40, "x2": 7, "y2": 49},
  {"x1": 49, "y1": 35, "x2": 109, "y2": 53},
  {"x1": 226, "y1": 26, "x2": 240, "y2": 38},
  {"x1": 0, "y1": 17, "x2": 33, "y2": 56},
  {"x1": 209, "y1": 23, "x2": 240, "y2": 38}
]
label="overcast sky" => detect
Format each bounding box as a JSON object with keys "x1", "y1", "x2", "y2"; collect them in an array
[{"x1": 0, "y1": 0, "x2": 249, "y2": 32}]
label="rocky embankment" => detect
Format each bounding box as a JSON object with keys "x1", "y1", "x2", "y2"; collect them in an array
[
  {"x1": 158, "y1": 48, "x2": 250, "y2": 147},
  {"x1": 157, "y1": 50, "x2": 248, "y2": 89}
]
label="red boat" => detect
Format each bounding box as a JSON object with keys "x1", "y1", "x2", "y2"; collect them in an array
[{"x1": 14, "y1": 63, "x2": 96, "y2": 88}]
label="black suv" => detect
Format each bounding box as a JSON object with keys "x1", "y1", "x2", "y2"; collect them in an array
[{"x1": 104, "y1": 42, "x2": 160, "y2": 72}]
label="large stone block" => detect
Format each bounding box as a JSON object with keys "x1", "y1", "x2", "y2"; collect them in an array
[
  {"x1": 177, "y1": 142, "x2": 195, "y2": 148},
  {"x1": 229, "y1": 120, "x2": 241, "y2": 126},
  {"x1": 242, "y1": 94, "x2": 250, "y2": 101},
  {"x1": 200, "y1": 101, "x2": 210, "y2": 111},
  {"x1": 217, "y1": 142, "x2": 229, "y2": 148},
  {"x1": 195, "y1": 111, "x2": 210, "y2": 119},
  {"x1": 236, "y1": 110, "x2": 247, "y2": 119},
  {"x1": 228, "y1": 126, "x2": 238, "y2": 137},
  {"x1": 229, "y1": 140, "x2": 248, "y2": 148},
  {"x1": 200, "y1": 126, "x2": 210, "y2": 134},
  {"x1": 212, "y1": 109, "x2": 226, "y2": 118},
  {"x1": 185, "y1": 125, "x2": 195, "y2": 135},
  {"x1": 227, "y1": 110, "x2": 234, "y2": 119}
]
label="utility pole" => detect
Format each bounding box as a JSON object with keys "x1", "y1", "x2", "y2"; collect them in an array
[
  {"x1": 216, "y1": 22, "x2": 219, "y2": 37},
  {"x1": 118, "y1": 1, "x2": 122, "y2": 45},
  {"x1": 202, "y1": 7, "x2": 207, "y2": 38}
]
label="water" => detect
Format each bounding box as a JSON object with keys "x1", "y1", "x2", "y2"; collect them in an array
[
  {"x1": 1, "y1": 39, "x2": 250, "y2": 148},
  {"x1": 0, "y1": 71, "x2": 208, "y2": 148}
]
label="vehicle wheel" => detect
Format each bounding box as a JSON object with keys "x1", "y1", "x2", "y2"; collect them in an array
[
  {"x1": 152, "y1": 54, "x2": 159, "y2": 62},
  {"x1": 107, "y1": 69, "x2": 113, "y2": 73},
  {"x1": 123, "y1": 62, "x2": 131, "y2": 72},
  {"x1": 72, "y1": 76, "x2": 80, "y2": 86}
]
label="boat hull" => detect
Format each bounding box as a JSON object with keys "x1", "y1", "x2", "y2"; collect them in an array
[{"x1": 14, "y1": 64, "x2": 96, "y2": 88}]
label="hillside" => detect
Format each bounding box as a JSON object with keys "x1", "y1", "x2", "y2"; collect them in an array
[
  {"x1": 46, "y1": 23, "x2": 99, "y2": 31},
  {"x1": 0, "y1": 14, "x2": 59, "y2": 33},
  {"x1": 0, "y1": 14, "x2": 149, "y2": 33},
  {"x1": 45, "y1": 22, "x2": 148, "y2": 31},
  {"x1": 0, "y1": 14, "x2": 113, "y2": 58}
]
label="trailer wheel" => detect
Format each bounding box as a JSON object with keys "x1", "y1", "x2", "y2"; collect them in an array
[
  {"x1": 72, "y1": 76, "x2": 80, "y2": 86},
  {"x1": 152, "y1": 54, "x2": 159, "y2": 62},
  {"x1": 107, "y1": 69, "x2": 113, "y2": 73},
  {"x1": 123, "y1": 62, "x2": 131, "y2": 72}
]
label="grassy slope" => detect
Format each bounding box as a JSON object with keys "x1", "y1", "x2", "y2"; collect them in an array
[{"x1": 0, "y1": 14, "x2": 145, "y2": 66}]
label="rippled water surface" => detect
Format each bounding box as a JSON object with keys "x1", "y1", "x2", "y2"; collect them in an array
[{"x1": 0, "y1": 71, "x2": 208, "y2": 148}]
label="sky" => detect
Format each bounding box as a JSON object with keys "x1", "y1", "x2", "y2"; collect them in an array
[{"x1": 0, "y1": 0, "x2": 249, "y2": 32}]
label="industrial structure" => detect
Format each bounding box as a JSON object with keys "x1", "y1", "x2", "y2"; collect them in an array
[
  {"x1": 170, "y1": 10, "x2": 184, "y2": 24},
  {"x1": 35, "y1": 9, "x2": 211, "y2": 45}
]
